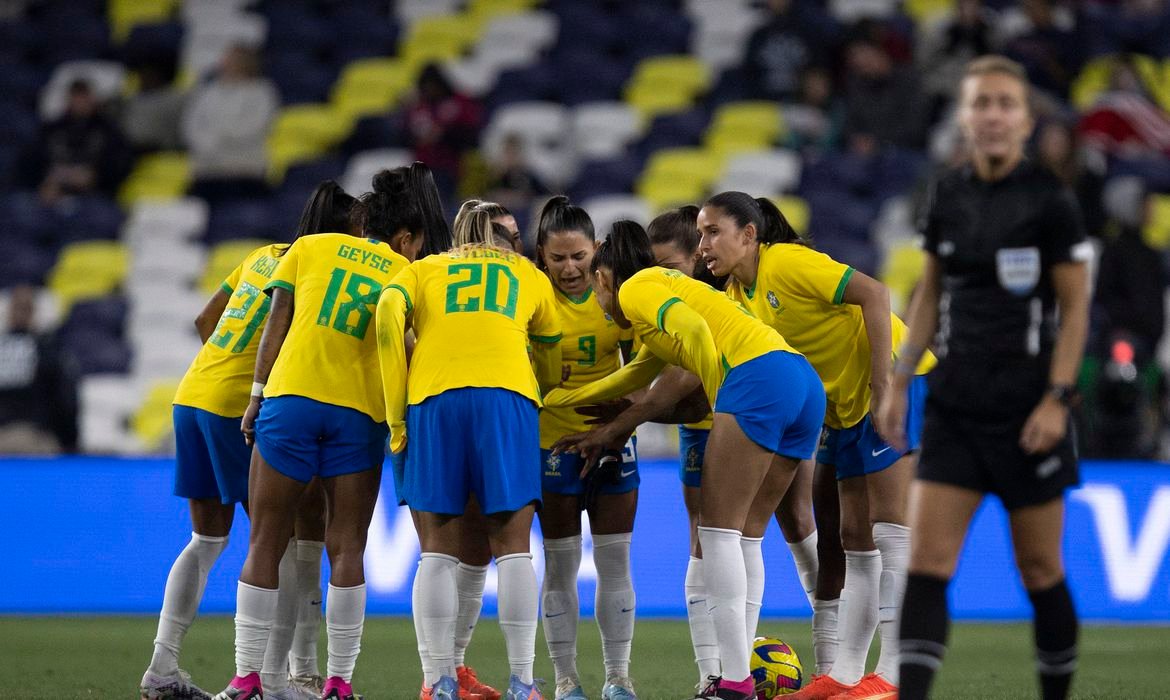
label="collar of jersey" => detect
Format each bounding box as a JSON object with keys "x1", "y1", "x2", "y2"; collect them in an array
[{"x1": 556, "y1": 286, "x2": 593, "y2": 304}]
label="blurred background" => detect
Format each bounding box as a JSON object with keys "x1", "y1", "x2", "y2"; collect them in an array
[{"x1": 1, "y1": 0, "x2": 1170, "y2": 462}]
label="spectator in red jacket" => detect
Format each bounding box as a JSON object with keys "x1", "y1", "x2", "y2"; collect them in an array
[{"x1": 404, "y1": 63, "x2": 482, "y2": 201}]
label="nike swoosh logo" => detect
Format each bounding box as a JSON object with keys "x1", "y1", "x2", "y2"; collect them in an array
[
  {"x1": 688, "y1": 599, "x2": 706, "y2": 605},
  {"x1": 871, "y1": 446, "x2": 893, "y2": 457},
  {"x1": 620, "y1": 607, "x2": 634, "y2": 612},
  {"x1": 620, "y1": 469, "x2": 636, "y2": 477},
  {"x1": 544, "y1": 611, "x2": 567, "y2": 618}
]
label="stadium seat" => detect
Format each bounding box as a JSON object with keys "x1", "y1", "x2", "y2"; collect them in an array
[
  {"x1": 689, "y1": 4, "x2": 762, "y2": 72},
  {"x1": 903, "y1": 0, "x2": 953, "y2": 26},
  {"x1": 39, "y1": 60, "x2": 126, "y2": 120},
  {"x1": 396, "y1": 0, "x2": 463, "y2": 25},
  {"x1": 200, "y1": 239, "x2": 276, "y2": 295},
  {"x1": 108, "y1": 0, "x2": 179, "y2": 42},
  {"x1": 1143, "y1": 194, "x2": 1170, "y2": 250},
  {"x1": 332, "y1": 58, "x2": 413, "y2": 123},
  {"x1": 880, "y1": 240, "x2": 926, "y2": 314},
  {"x1": 469, "y1": 0, "x2": 541, "y2": 21},
  {"x1": 131, "y1": 379, "x2": 183, "y2": 449},
  {"x1": 402, "y1": 13, "x2": 483, "y2": 71},
  {"x1": 770, "y1": 195, "x2": 811, "y2": 236},
  {"x1": 123, "y1": 199, "x2": 209, "y2": 245},
  {"x1": 132, "y1": 237, "x2": 205, "y2": 285},
  {"x1": 708, "y1": 101, "x2": 785, "y2": 144},
  {"x1": 639, "y1": 147, "x2": 726, "y2": 190},
  {"x1": 266, "y1": 104, "x2": 352, "y2": 180},
  {"x1": 47, "y1": 241, "x2": 130, "y2": 310},
  {"x1": 1070, "y1": 55, "x2": 1116, "y2": 110},
  {"x1": 715, "y1": 150, "x2": 802, "y2": 197},
  {"x1": 118, "y1": 152, "x2": 192, "y2": 208},
  {"x1": 581, "y1": 194, "x2": 654, "y2": 236},
  {"x1": 829, "y1": 0, "x2": 899, "y2": 22},
  {"x1": 573, "y1": 102, "x2": 644, "y2": 161},
  {"x1": 482, "y1": 11, "x2": 559, "y2": 54},
  {"x1": 341, "y1": 149, "x2": 414, "y2": 198},
  {"x1": 80, "y1": 375, "x2": 143, "y2": 453},
  {"x1": 205, "y1": 199, "x2": 279, "y2": 244},
  {"x1": 180, "y1": 10, "x2": 267, "y2": 81},
  {"x1": 482, "y1": 101, "x2": 574, "y2": 188},
  {"x1": 636, "y1": 175, "x2": 709, "y2": 212},
  {"x1": 625, "y1": 55, "x2": 711, "y2": 119}
]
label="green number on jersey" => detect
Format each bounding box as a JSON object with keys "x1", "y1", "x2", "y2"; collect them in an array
[
  {"x1": 209, "y1": 281, "x2": 271, "y2": 353},
  {"x1": 317, "y1": 268, "x2": 383, "y2": 340},
  {"x1": 577, "y1": 335, "x2": 597, "y2": 366},
  {"x1": 444, "y1": 262, "x2": 519, "y2": 319}
]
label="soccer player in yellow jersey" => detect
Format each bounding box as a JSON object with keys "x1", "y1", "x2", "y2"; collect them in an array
[
  {"x1": 216, "y1": 164, "x2": 449, "y2": 700},
  {"x1": 545, "y1": 222, "x2": 825, "y2": 700},
  {"x1": 531, "y1": 197, "x2": 639, "y2": 700},
  {"x1": 698, "y1": 192, "x2": 933, "y2": 700},
  {"x1": 377, "y1": 206, "x2": 562, "y2": 700},
  {"x1": 141, "y1": 181, "x2": 357, "y2": 700}
]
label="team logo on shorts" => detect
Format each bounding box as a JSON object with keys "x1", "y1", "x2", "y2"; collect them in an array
[
  {"x1": 767, "y1": 290, "x2": 780, "y2": 309},
  {"x1": 685, "y1": 446, "x2": 702, "y2": 472},
  {"x1": 545, "y1": 452, "x2": 561, "y2": 472}
]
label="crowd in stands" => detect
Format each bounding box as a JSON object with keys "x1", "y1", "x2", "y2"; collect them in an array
[{"x1": 1, "y1": 0, "x2": 1169, "y2": 458}]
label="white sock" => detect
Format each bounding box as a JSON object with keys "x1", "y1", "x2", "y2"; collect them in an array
[
  {"x1": 786, "y1": 531, "x2": 819, "y2": 608},
  {"x1": 541, "y1": 535, "x2": 582, "y2": 683},
  {"x1": 593, "y1": 532, "x2": 635, "y2": 681},
  {"x1": 234, "y1": 581, "x2": 279, "y2": 678},
  {"x1": 812, "y1": 598, "x2": 840, "y2": 675},
  {"x1": 454, "y1": 562, "x2": 488, "y2": 668},
  {"x1": 417, "y1": 553, "x2": 459, "y2": 684},
  {"x1": 325, "y1": 583, "x2": 366, "y2": 683},
  {"x1": 261, "y1": 540, "x2": 297, "y2": 690},
  {"x1": 685, "y1": 557, "x2": 721, "y2": 682},
  {"x1": 412, "y1": 561, "x2": 436, "y2": 685},
  {"x1": 873, "y1": 522, "x2": 910, "y2": 683},
  {"x1": 148, "y1": 532, "x2": 227, "y2": 677},
  {"x1": 497, "y1": 552, "x2": 539, "y2": 684},
  {"x1": 289, "y1": 539, "x2": 324, "y2": 678},
  {"x1": 698, "y1": 526, "x2": 750, "y2": 682},
  {"x1": 830, "y1": 549, "x2": 882, "y2": 685},
  {"x1": 741, "y1": 536, "x2": 765, "y2": 645}
]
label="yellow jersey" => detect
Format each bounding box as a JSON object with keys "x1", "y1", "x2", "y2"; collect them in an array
[
  {"x1": 174, "y1": 244, "x2": 283, "y2": 416},
  {"x1": 263, "y1": 233, "x2": 409, "y2": 423},
  {"x1": 539, "y1": 287, "x2": 634, "y2": 448},
  {"x1": 377, "y1": 245, "x2": 562, "y2": 452},
  {"x1": 726, "y1": 243, "x2": 934, "y2": 430}
]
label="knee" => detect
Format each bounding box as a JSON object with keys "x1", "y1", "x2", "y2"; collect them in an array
[
  {"x1": 1016, "y1": 551, "x2": 1064, "y2": 591},
  {"x1": 839, "y1": 518, "x2": 873, "y2": 551},
  {"x1": 592, "y1": 532, "x2": 632, "y2": 580},
  {"x1": 775, "y1": 506, "x2": 815, "y2": 541}
]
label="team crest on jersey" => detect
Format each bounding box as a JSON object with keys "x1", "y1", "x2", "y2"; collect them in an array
[
  {"x1": 995, "y1": 246, "x2": 1041, "y2": 296},
  {"x1": 766, "y1": 290, "x2": 780, "y2": 309}
]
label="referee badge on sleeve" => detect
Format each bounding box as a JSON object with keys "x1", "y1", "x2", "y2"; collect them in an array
[{"x1": 995, "y1": 246, "x2": 1041, "y2": 296}]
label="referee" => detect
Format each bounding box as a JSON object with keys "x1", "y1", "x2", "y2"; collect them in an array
[{"x1": 876, "y1": 56, "x2": 1090, "y2": 700}]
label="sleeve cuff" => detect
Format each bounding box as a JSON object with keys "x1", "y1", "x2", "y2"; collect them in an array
[
  {"x1": 386, "y1": 283, "x2": 413, "y2": 313},
  {"x1": 529, "y1": 333, "x2": 563, "y2": 344},
  {"x1": 832, "y1": 267, "x2": 854, "y2": 305},
  {"x1": 265, "y1": 280, "x2": 295, "y2": 295},
  {"x1": 220, "y1": 282, "x2": 234, "y2": 295},
  {"x1": 656, "y1": 297, "x2": 683, "y2": 330}
]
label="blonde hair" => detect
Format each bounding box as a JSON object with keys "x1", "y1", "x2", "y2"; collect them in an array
[
  {"x1": 962, "y1": 55, "x2": 1032, "y2": 107},
  {"x1": 452, "y1": 202, "x2": 513, "y2": 251}
]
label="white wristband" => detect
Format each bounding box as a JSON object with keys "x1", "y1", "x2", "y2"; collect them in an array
[{"x1": 251, "y1": 382, "x2": 266, "y2": 398}]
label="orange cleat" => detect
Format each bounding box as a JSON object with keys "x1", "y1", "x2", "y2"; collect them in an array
[
  {"x1": 420, "y1": 680, "x2": 484, "y2": 700},
  {"x1": 785, "y1": 674, "x2": 856, "y2": 699},
  {"x1": 458, "y1": 666, "x2": 499, "y2": 700},
  {"x1": 827, "y1": 673, "x2": 897, "y2": 700}
]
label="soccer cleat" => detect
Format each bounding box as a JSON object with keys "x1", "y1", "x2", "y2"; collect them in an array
[
  {"x1": 429, "y1": 676, "x2": 461, "y2": 700},
  {"x1": 692, "y1": 675, "x2": 721, "y2": 698},
  {"x1": 140, "y1": 669, "x2": 213, "y2": 700},
  {"x1": 212, "y1": 673, "x2": 262, "y2": 700},
  {"x1": 688, "y1": 675, "x2": 757, "y2": 700},
  {"x1": 505, "y1": 675, "x2": 545, "y2": 700},
  {"x1": 459, "y1": 665, "x2": 501, "y2": 700},
  {"x1": 266, "y1": 684, "x2": 318, "y2": 700},
  {"x1": 601, "y1": 676, "x2": 637, "y2": 700},
  {"x1": 322, "y1": 676, "x2": 362, "y2": 700},
  {"x1": 826, "y1": 673, "x2": 897, "y2": 700},
  {"x1": 784, "y1": 674, "x2": 855, "y2": 699},
  {"x1": 553, "y1": 677, "x2": 585, "y2": 700},
  {"x1": 288, "y1": 674, "x2": 323, "y2": 697},
  {"x1": 420, "y1": 680, "x2": 483, "y2": 700}
]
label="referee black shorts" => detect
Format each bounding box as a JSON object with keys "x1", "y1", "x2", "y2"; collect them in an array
[{"x1": 917, "y1": 398, "x2": 1079, "y2": 510}]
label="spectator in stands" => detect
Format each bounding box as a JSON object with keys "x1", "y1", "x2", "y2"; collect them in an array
[
  {"x1": 843, "y1": 36, "x2": 927, "y2": 151},
  {"x1": 0, "y1": 286, "x2": 78, "y2": 454},
  {"x1": 486, "y1": 133, "x2": 547, "y2": 217},
  {"x1": 404, "y1": 63, "x2": 482, "y2": 201},
  {"x1": 1002, "y1": 0, "x2": 1082, "y2": 99},
  {"x1": 121, "y1": 60, "x2": 185, "y2": 152},
  {"x1": 1078, "y1": 56, "x2": 1170, "y2": 160},
  {"x1": 182, "y1": 44, "x2": 278, "y2": 202},
  {"x1": 917, "y1": 0, "x2": 997, "y2": 120},
  {"x1": 743, "y1": 0, "x2": 839, "y2": 103},
  {"x1": 1036, "y1": 120, "x2": 1107, "y2": 236},
  {"x1": 19, "y1": 79, "x2": 133, "y2": 204},
  {"x1": 781, "y1": 65, "x2": 844, "y2": 153}
]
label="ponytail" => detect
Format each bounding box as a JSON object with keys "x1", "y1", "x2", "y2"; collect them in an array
[
  {"x1": 452, "y1": 206, "x2": 497, "y2": 248},
  {"x1": 407, "y1": 162, "x2": 452, "y2": 255},
  {"x1": 591, "y1": 219, "x2": 655, "y2": 286},
  {"x1": 647, "y1": 204, "x2": 700, "y2": 253},
  {"x1": 537, "y1": 195, "x2": 595, "y2": 259},
  {"x1": 283, "y1": 180, "x2": 355, "y2": 255},
  {"x1": 356, "y1": 162, "x2": 452, "y2": 254},
  {"x1": 704, "y1": 191, "x2": 810, "y2": 247}
]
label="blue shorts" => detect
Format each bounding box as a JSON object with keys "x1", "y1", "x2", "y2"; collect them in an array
[
  {"x1": 818, "y1": 375, "x2": 929, "y2": 479},
  {"x1": 173, "y1": 405, "x2": 250, "y2": 504},
  {"x1": 389, "y1": 449, "x2": 407, "y2": 506},
  {"x1": 404, "y1": 387, "x2": 541, "y2": 515},
  {"x1": 713, "y1": 351, "x2": 826, "y2": 460},
  {"x1": 254, "y1": 395, "x2": 388, "y2": 484},
  {"x1": 542, "y1": 436, "x2": 639, "y2": 495},
  {"x1": 678, "y1": 426, "x2": 708, "y2": 488}
]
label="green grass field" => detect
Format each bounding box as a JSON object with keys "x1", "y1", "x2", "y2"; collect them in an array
[{"x1": 2, "y1": 616, "x2": 1166, "y2": 700}]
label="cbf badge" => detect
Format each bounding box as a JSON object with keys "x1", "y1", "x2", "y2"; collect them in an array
[
  {"x1": 995, "y1": 246, "x2": 1041, "y2": 296},
  {"x1": 767, "y1": 290, "x2": 780, "y2": 309}
]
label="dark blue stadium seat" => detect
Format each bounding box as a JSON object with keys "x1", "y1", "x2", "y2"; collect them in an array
[
  {"x1": 0, "y1": 241, "x2": 56, "y2": 287},
  {"x1": 570, "y1": 156, "x2": 643, "y2": 202},
  {"x1": 329, "y1": 5, "x2": 398, "y2": 64},
  {"x1": 0, "y1": 20, "x2": 39, "y2": 63},
  {"x1": 263, "y1": 4, "x2": 335, "y2": 55},
  {"x1": 280, "y1": 156, "x2": 348, "y2": 197},
  {"x1": 205, "y1": 198, "x2": 279, "y2": 244},
  {"x1": 61, "y1": 328, "x2": 133, "y2": 375},
  {"x1": 486, "y1": 65, "x2": 559, "y2": 114},
  {"x1": 0, "y1": 101, "x2": 39, "y2": 145},
  {"x1": 34, "y1": 9, "x2": 110, "y2": 66},
  {"x1": 121, "y1": 22, "x2": 184, "y2": 67},
  {"x1": 341, "y1": 115, "x2": 406, "y2": 156},
  {"x1": 266, "y1": 52, "x2": 335, "y2": 105},
  {"x1": 61, "y1": 295, "x2": 128, "y2": 339},
  {"x1": 2, "y1": 192, "x2": 59, "y2": 248},
  {"x1": 554, "y1": 50, "x2": 630, "y2": 105},
  {"x1": 632, "y1": 108, "x2": 711, "y2": 161},
  {"x1": 57, "y1": 196, "x2": 125, "y2": 243},
  {"x1": 619, "y1": 5, "x2": 691, "y2": 59},
  {"x1": 804, "y1": 189, "x2": 880, "y2": 243},
  {"x1": 816, "y1": 236, "x2": 879, "y2": 277}
]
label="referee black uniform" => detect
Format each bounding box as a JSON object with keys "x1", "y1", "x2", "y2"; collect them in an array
[{"x1": 916, "y1": 158, "x2": 1090, "y2": 508}]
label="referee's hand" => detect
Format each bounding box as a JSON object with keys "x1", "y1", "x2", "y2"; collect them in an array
[{"x1": 1020, "y1": 396, "x2": 1068, "y2": 454}]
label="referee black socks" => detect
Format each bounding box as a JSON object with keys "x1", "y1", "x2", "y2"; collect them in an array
[
  {"x1": 898, "y1": 573, "x2": 950, "y2": 700},
  {"x1": 1028, "y1": 579, "x2": 1079, "y2": 700}
]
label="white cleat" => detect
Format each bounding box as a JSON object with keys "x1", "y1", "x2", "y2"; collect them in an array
[{"x1": 140, "y1": 669, "x2": 213, "y2": 700}]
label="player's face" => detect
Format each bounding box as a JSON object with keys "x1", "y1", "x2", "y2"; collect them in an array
[
  {"x1": 652, "y1": 241, "x2": 699, "y2": 279},
  {"x1": 959, "y1": 72, "x2": 1033, "y2": 162},
  {"x1": 492, "y1": 214, "x2": 522, "y2": 254},
  {"x1": 540, "y1": 230, "x2": 596, "y2": 297},
  {"x1": 697, "y1": 205, "x2": 755, "y2": 278},
  {"x1": 593, "y1": 266, "x2": 630, "y2": 328}
]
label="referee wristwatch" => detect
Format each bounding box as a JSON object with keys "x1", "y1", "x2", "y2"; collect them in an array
[{"x1": 1047, "y1": 384, "x2": 1079, "y2": 408}]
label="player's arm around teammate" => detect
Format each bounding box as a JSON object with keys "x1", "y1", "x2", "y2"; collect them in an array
[{"x1": 875, "y1": 56, "x2": 1090, "y2": 700}]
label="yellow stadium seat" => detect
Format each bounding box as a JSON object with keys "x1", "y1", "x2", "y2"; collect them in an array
[
  {"x1": 1071, "y1": 56, "x2": 1116, "y2": 110},
  {"x1": 629, "y1": 55, "x2": 711, "y2": 95},
  {"x1": 200, "y1": 239, "x2": 278, "y2": 295},
  {"x1": 48, "y1": 241, "x2": 130, "y2": 310},
  {"x1": 637, "y1": 175, "x2": 709, "y2": 213},
  {"x1": 769, "y1": 195, "x2": 810, "y2": 236},
  {"x1": 117, "y1": 152, "x2": 191, "y2": 208},
  {"x1": 903, "y1": 0, "x2": 954, "y2": 26},
  {"x1": 709, "y1": 101, "x2": 784, "y2": 143},
  {"x1": 881, "y1": 241, "x2": 926, "y2": 315},
  {"x1": 1143, "y1": 194, "x2": 1170, "y2": 250},
  {"x1": 705, "y1": 132, "x2": 773, "y2": 161},
  {"x1": 469, "y1": 0, "x2": 538, "y2": 20},
  {"x1": 408, "y1": 13, "x2": 483, "y2": 47},
  {"x1": 624, "y1": 83, "x2": 696, "y2": 119},
  {"x1": 1132, "y1": 55, "x2": 1170, "y2": 112},
  {"x1": 333, "y1": 58, "x2": 413, "y2": 111},
  {"x1": 132, "y1": 379, "x2": 182, "y2": 449},
  {"x1": 641, "y1": 147, "x2": 726, "y2": 187},
  {"x1": 402, "y1": 35, "x2": 470, "y2": 71},
  {"x1": 109, "y1": 0, "x2": 178, "y2": 42},
  {"x1": 266, "y1": 104, "x2": 353, "y2": 181}
]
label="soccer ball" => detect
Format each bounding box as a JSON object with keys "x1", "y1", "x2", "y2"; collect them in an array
[{"x1": 750, "y1": 636, "x2": 803, "y2": 698}]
